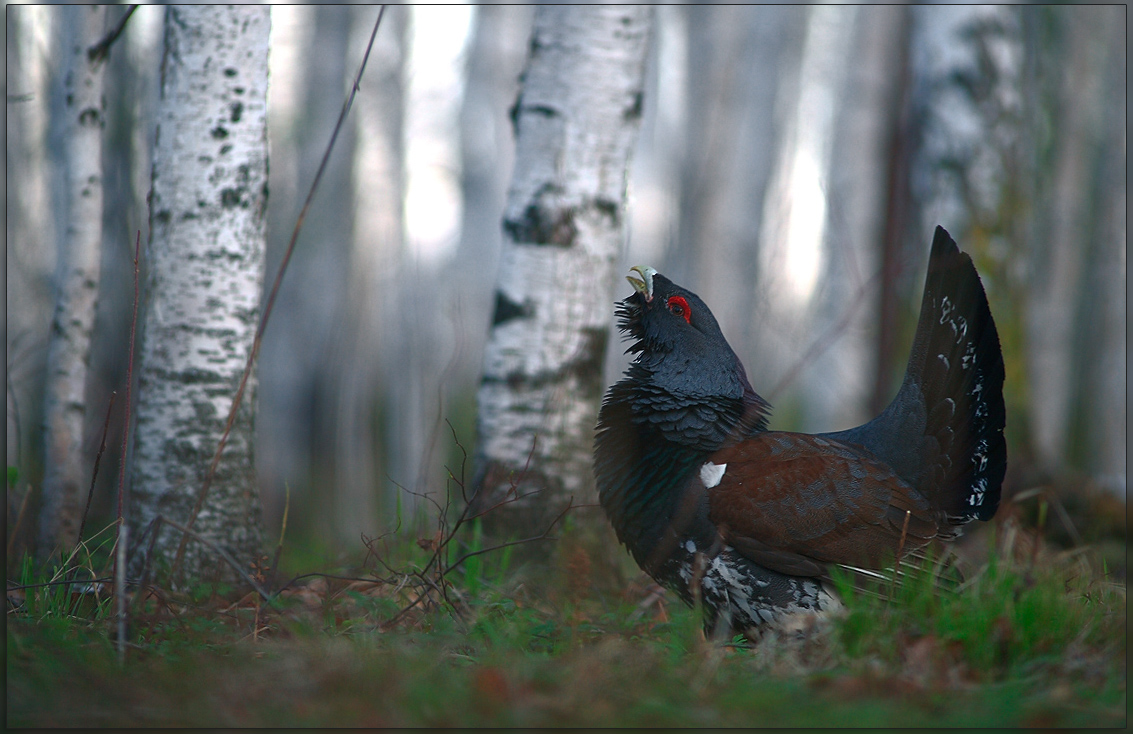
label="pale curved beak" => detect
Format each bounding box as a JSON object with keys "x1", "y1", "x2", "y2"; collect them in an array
[{"x1": 627, "y1": 265, "x2": 657, "y2": 302}]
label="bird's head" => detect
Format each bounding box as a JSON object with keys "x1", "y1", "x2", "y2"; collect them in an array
[
  {"x1": 615, "y1": 266, "x2": 767, "y2": 419},
  {"x1": 618, "y1": 266, "x2": 733, "y2": 378}
]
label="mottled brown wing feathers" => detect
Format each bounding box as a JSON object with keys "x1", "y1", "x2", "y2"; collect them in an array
[{"x1": 706, "y1": 432, "x2": 940, "y2": 577}]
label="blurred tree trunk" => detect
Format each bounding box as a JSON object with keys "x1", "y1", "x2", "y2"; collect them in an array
[
  {"x1": 1077, "y1": 10, "x2": 1126, "y2": 495},
  {"x1": 331, "y1": 5, "x2": 407, "y2": 542},
  {"x1": 8, "y1": 7, "x2": 61, "y2": 503},
  {"x1": 675, "y1": 5, "x2": 803, "y2": 366},
  {"x1": 130, "y1": 6, "x2": 269, "y2": 585},
  {"x1": 256, "y1": 6, "x2": 357, "y2": 546},
  {"x1": 752, "y1": 4, "x2": 864, "y2": 430},
  {"x1": 1026, "y1": 6, "x2": 1126, "y2": 491},
  {"x1": 471, "y1": 6, "x2": 652, "y2": 555},
  {"x1": 869, "y1": 9, "x2": 915, "y2": 418},
  {"x1": 38, "y1": 5, "x2": 109, "y2": 557},
  {"x1": 297, "y1": 6, "x2": 357, "y2": 545},
  {"x1": 820, "y1": 6, "x2": 907, "y2": 430},
  {"x1": 452, "y1": 5, "x2": 532, "y2": 389}
]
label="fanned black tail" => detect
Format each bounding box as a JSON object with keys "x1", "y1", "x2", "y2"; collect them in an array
[{"x1": 827, "y1": 226, "x2": 1006, "y2": 526}]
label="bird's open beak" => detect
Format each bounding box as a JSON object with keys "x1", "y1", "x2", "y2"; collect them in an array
[{"x1": 627, "y1": 265, "x2": 657, "y2": 303}]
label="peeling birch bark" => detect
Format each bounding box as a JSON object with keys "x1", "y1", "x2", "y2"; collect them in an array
[{"x1": 130, "y1": 6, "x2": 269, "y2": 584}]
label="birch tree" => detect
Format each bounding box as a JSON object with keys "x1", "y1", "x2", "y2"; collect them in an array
[
  {"x1": 38, "y1": 5, "x2": 109, "y2": 555},
  {"x1": 472, "y1": 6, "x2": 652, "y2": 538},
  {"x1": 130, "y1": 6, "x2": 269, "y2": 584}
]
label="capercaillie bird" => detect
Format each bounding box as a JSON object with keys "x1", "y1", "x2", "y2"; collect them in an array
[{"x1": 594, "y1": 226, "x2": 1006, "y2": 635}]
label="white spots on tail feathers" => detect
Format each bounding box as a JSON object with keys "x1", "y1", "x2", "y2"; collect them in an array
[
  {"x1": 972, "y1": 438, "x2": 990, "y2": 473},
  {"x1": 968, "y1": 437, "x2": 991, "y2": 509},
  {"x1": 685, "y1": 539, "x2": 696, "y2": 553},
  {"x1": 962, "y1": 340, "x2": 977, "y2": 369},
  {"x1": 700, "y1": 462, "x2": 726, "y2": 489},
  {"x1": 971, "y1": 377, "x2": 987, "y2": 418},
  {"x1": 937, "y1": 295, "x2": 970, "y2": 345},
  {"x1": 937, "y1": 353, "x2": 950, "y2": 370},
  {"x1": 968, "y1": 477, "x2": 988, "y2": 507}
]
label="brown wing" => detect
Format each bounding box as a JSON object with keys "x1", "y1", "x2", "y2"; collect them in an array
[{"x1": 704, "y1": 431, "x2": 941, "y2": 577}]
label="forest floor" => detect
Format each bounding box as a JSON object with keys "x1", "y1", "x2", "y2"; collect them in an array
[{"x1": 7, "y1": 484, "x2": 1127, "y2": 728}]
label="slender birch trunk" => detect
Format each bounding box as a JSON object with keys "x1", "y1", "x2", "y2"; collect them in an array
[
  {"x1": 472, "y1": 6, "x2": 652, "y2": 541},
  {"x1": 38, "y1": 5, "x2": 108, "y2": 556},
  {"x1": 130, "y1": 6, "x2": 269, "y2": 585}
]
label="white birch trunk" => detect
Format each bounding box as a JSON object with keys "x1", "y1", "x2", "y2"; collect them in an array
[
  {"x1": 908, "y1": 5, "x2": 1025, "y2": 243},
  {"x1": 130, "y1": 6, "x2": 269, "y2": 584},
  {"x1": 472, "y1": 6, "x2": 652, "y2": 529},
  {"x1": 38, "y1": 5, "x2": 108, "y2": 555},
  {"x1": 678, "y1": 6, "x2": 803, "y2": 361},
  {"x1": 805, "y1": 6, "x2": 905, "y2": 431}
]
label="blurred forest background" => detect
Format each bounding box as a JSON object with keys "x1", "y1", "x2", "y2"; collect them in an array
[{"x1": 6, "y1": 4, "x2": 1126, "y2": 561}]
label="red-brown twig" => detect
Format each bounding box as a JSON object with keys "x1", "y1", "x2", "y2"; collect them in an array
[
  {"x1": 467, "y1": 434, "x2": 540, "y2": 520},
  {"x1": 370, "y1": 426, "x2": 574, "y2": 631},
  {"x1": 114, "y1": 232, "x2": 140, "y2": 577},
  {"x1": 442, "y1": 499, "x2": 573, "y2": 579},
  {"x1": 171, "y1": 5, "x2": 388, "y2": 583},
  {"x1": 891, "y1": 508, "x2": 912, "y2": 600},
  {"x1": 76, "y1": 391, "x2": 116, "y2": 547}
]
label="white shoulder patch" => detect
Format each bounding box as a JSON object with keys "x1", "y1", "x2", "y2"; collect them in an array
[{"x1": 699, "y1": 461, "x2": 726, "y2": 489}]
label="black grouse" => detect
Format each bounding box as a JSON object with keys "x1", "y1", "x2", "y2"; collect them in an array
[{"x1": 594, "y1": 226, "x2": 1006, "y2": 634}]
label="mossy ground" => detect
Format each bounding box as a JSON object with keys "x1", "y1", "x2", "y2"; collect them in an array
[{"x1": 7, "y1": 503, "x2": 1125, "y2": 728}]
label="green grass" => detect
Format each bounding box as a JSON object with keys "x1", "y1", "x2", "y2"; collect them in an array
[{"x1": 7, "y1": 522, "x2": 1126, "y2": 728}]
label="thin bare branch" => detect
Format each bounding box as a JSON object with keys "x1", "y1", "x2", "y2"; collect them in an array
[
  {"x1": 266, "y1": 482, "x2": 290, "y2": 589},
  {"x1": 443, "y1": 498, "x2": 574, "y2": 578},
  {"x1": 76, "y1": 392, "x2": 116, "y2": 547},
  {"x1": 117, "y1": 232, "x2": 140, "y2": 535},
  {"x1": 161, "y1": 517, "x2": 272, "y2": 602},
  {"x1": 6, "y1": 575, "x2": 113, "y2": 593},
  {"x1": 88, "y1": 5, "x2": 137, "y2": 64}
]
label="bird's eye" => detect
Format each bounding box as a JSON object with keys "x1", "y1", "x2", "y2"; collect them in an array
[{"x1": 666, "y1": 296, "x2": 691, "y2": 324}]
